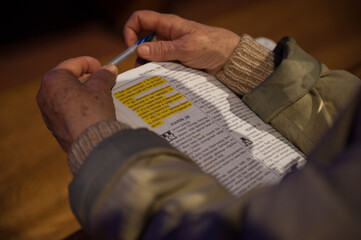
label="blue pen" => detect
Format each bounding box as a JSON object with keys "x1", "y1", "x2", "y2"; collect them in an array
[{"x1": 106, "y1": 33, "x2": 155, "y2": 66}]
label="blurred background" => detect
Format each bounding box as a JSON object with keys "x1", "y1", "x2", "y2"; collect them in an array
[{"x1": 0, "y1": 0, "x2": 360, "y2": 239}]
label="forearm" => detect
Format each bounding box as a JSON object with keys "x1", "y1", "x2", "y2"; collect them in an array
[
  {"x1": 68, "y1": 128, "x2": 247, "y2": 239},
  {"x1": 217, "y1": 35, "x2": 361, "y2": 154},
  {"x1": 242, "y1": 93, "x2": 361, "y2": 239},
  {"x1": 215, "y1": 34, "x2": 279, "y2": 95}
]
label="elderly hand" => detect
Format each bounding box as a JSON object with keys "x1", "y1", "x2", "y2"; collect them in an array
[
  {"x1": 36, "y1": 56, "x2": 118, "y2": 152},
  {"x1": 124, "y1": 10, "x2": 241, "y2": 75}
]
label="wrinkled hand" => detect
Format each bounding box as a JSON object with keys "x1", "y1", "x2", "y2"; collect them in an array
[
  {"x1": 36, "y1": 56, "x2": 118, "y2": 152},
  {"x1": 124, "y1": 10, "x2": 241, "y2": 75}
]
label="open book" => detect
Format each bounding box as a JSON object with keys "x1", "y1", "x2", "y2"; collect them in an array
[{"x1": 112, "y1": 62, "x2": 305, "y2": 197}]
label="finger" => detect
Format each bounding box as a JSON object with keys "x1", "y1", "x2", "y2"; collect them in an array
[
  {"x1": 54, "y1": 56, "x2": 102, "y2": 78},
  {"x1": 40, "y1": 56, "x2": 100, "y2": 91},
  {"x1": 84, "y1": 64, "x2": 118, "y2": 91},
  {"x1": 123, "y1": 10, "x2": 188, "y2": 46},
  {"x1": 137, "y1": 39, "x2": 188, "y2": 62}
]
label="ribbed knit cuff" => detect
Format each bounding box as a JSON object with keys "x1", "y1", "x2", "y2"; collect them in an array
[
  {"x1": 216, "y1": 34, "x2": 280, "y2": 95},
  {"x1": 67, "y1": 120, "x2": 131, "y2": 174}
]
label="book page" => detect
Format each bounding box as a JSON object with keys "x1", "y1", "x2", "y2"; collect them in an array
[{"x1": 112, "y1": 62, "x2": 305, "y2": 197}]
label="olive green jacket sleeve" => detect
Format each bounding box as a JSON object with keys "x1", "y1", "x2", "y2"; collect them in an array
[
  {"x1": 68, "y1": 37, "x2": 361, "y2": 239},
  {"x1": 243, "y1": 37, "x2": 360, "y2": 154},
  {"x1": 216, "y1": 36, "x2": 360, "y2": 155},
  {"x1": 69, "y1": 129, "x2": 243, "y2": 239}
]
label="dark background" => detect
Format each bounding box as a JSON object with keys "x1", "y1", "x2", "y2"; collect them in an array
[{"x1": 1, "y1": 0, "x2": 99, "y2": 44}]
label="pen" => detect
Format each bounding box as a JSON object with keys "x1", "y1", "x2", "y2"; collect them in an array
[
  {"x1": 80, "y1": 33, "x2": 154, "y2": 83},
  {"x1": 106, "y1": 32, "x2": 155, "y2": 66}
]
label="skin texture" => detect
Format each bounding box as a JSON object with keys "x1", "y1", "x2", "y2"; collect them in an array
[
  {"x1": 36, "y1": 56, "x2": 118, "y2": 152},
  {"x1": 124, "y1": 10, "x2": 241, "y2": 75}
]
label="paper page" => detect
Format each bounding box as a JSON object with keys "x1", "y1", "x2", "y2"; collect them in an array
[{"x1": 112, "y1": 62, "x2": 306, "y2": 196}]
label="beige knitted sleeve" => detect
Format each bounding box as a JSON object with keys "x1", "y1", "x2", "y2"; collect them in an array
[
  {"x1": 216, "y1": 34, "x2": 279, "y2": 95},
  {"x1": 67, "y1": 120, "x2": 131, "y2": 174}
]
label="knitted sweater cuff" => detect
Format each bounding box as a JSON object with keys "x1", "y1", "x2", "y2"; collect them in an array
[
  {"x1": 67, "y1": 120, "x2": 131, "y2": 174},
  {"x1": 216, "y1": 34, "x2": 280, "y2": 95}
]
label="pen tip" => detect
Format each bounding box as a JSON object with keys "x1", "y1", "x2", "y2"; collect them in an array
[{"x1": 136, "y1": 33, "x2": 155, "y2": 45}]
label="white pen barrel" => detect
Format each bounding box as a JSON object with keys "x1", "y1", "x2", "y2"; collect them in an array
[{"x1": 106, "y1": 44, "x2": 138, "y2": 65}]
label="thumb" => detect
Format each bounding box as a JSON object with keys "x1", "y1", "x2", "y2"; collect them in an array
[
  {"x1": 85, "y1": 64, "x2": 118, "y2": 91},
  {"x1": 137, "y1": 40, "x2": 184, "y2": 62}
]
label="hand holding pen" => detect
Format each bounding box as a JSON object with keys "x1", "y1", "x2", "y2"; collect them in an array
[
  {"x1": 124, "y1": 10, "x2": 240, "y2": 75},
  {"x1": 38, "y1": 10, "x2": 239, "y2": 151},
  {"x1": 106, "y1": 32, "x2": 155, "y2": 66}
]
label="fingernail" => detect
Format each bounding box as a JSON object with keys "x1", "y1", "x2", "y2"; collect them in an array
[
  {"x1": 102, "y1": 64, "x2": 118, "y2": 76},
  {"x1": 138, "y1": 44, "x2": 150, "y2": 57}
]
